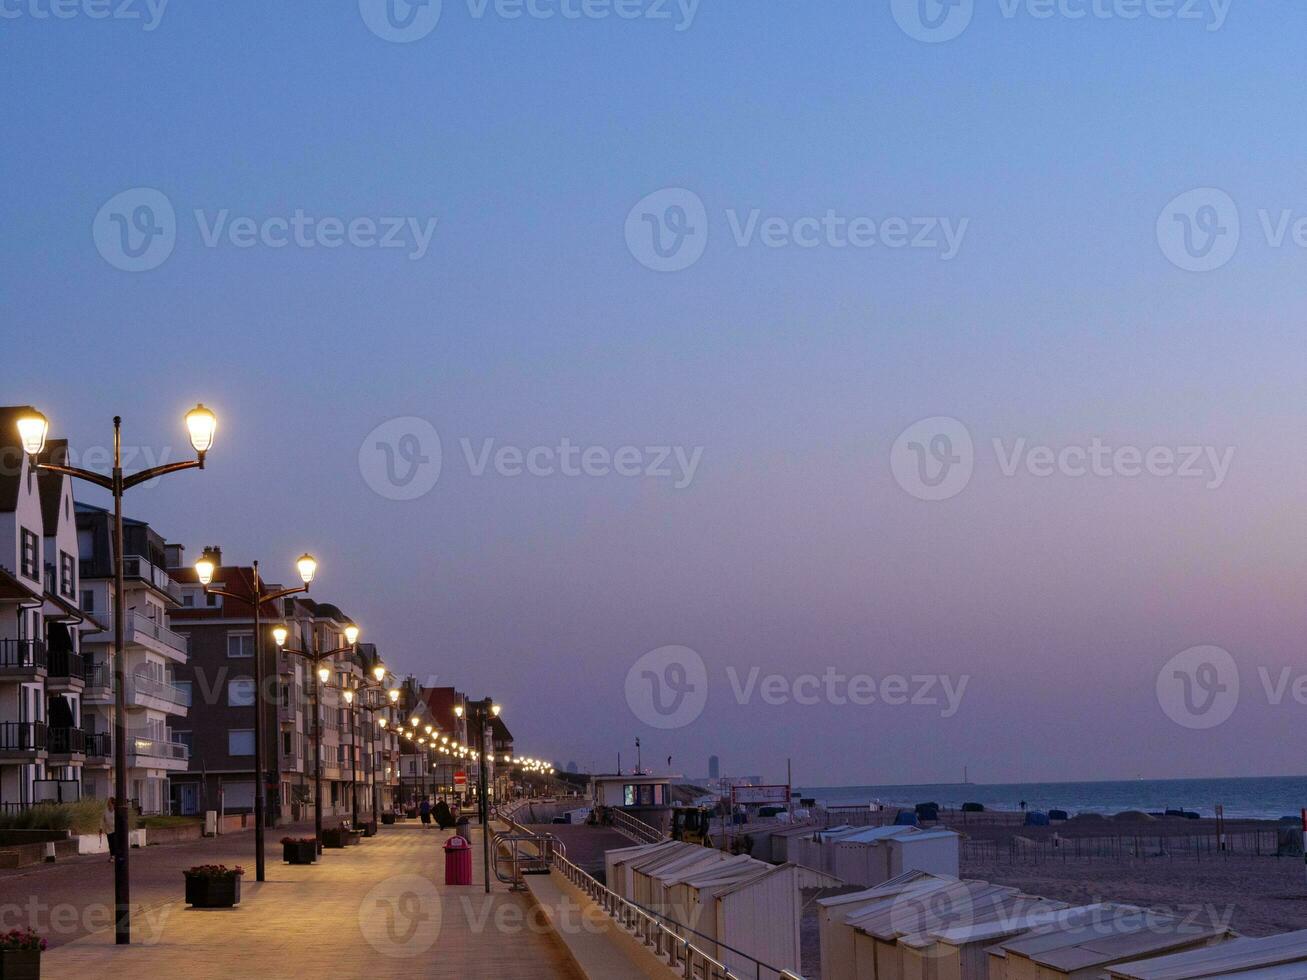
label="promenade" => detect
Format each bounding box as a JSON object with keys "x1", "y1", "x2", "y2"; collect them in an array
[{"x1": 9, "y1": 823, "x2": 583, "y2": 979}]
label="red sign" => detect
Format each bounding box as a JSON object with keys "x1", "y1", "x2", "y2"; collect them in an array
[{"x1": 454, "y1": 771, "x2": 467, "y2": 786}]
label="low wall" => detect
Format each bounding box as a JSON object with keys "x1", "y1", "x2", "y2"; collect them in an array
[
  {"x1": 0, "y1": 829, "x2": 67, "y2": 847},
  {"x1": 0, "y1": 837, "x2": 79, "y2": 868},
  {"x1": 144, "y1": 824, "x2": 203, "y2": 846}
]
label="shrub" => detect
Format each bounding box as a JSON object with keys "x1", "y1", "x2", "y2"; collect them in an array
[
  {"x1": 281, "y1": 837, "x2": 314, "y2": 845},
  {"x1": 185, "y1": 864, "x2": 244, "y2": 878},
  {"x1": 0, "y1": 798, "x2": 132, "y2": 835},
  {"x1": 0, "y1": 928, "x2": 46, "y2": 952}
]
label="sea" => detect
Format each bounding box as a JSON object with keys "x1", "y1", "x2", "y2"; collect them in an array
[{"x1": 796, "y1": 776, "x2": 1307, "y2": 821}]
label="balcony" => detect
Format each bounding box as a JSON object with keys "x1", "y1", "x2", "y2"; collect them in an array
[
  {"x1": 125, "y1": 735, "x2": 189, "y2": 769},
  {"x1": 82, "y1": 662, "x2": 112, "y2": 698},
  {"x1": 127, "y1": 671, "x2": 191, "y2": 711},
  {"x1": 0, "y1": 640, "x2": 47, "y2": 679},
  {"x1": 83, "y1": 731, "x2": 111, "y2": 763},
  {"x1": 46, "y1": 648, "x2": 86, "y2": 687},
  {"x1": 0, "y1": 722, "x2": 47, "y2": 759},
  {"x1": 47, "y1": 727, "x2": 86, "y2": 760},
  {"x1": 88, "y1": 611, "x2": 188, "y2": 660}
]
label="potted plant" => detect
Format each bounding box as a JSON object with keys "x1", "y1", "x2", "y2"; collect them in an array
[
  {"x1": 321, "y1": 827, "x2": 347, "y2": 848},
  {"x1": 183, "y1": 864, "x2": 244, "y2": 908},
  {"x1": 381, "y1": 811, "x2": 396, "y2": 825},
  {"x1": 281, "y1": 836, "x2": 316, "y2": 865},
  {"x1": 0, "y1": 928, "x2": 45, "y2": 980}
]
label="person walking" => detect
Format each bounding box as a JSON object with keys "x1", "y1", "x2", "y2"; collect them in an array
[
  {"x1": 102, "y1": 797, "x2": 117, "y2": 862},
  {"x1": 418, "y1": 796, "x2": 431, "y2": 829}
]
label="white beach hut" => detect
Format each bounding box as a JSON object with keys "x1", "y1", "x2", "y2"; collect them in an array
[
  {"x1": 830, "y1": 826, "x2": 922, "y2": 885},
  {"x1": 986, "y1": 904, "x2": 1235, "y2": 980},
  {"x1": 642, "y1": 851, "x2": 752, "y2": 918},
  {"x1": 603, "y1": 839, "x2": 683, "y2": 899},
  {"x1": 793, "y1": 826, "x2": 864, "y2": 876},
  {"x1": 1104, "y1": 929, "x2": 1307, "y2": 979},
  {"x1": 818, "y1": 871, "x2": 954, "y2": 980},
  {"x1": 770, "y1": 822, "x2": 826, "y2": 863},
  {"x1": 630, "y1": 846, "x2": 730, "y2": 913},
  {"x1": 886, "y1": 829, "x2": 961, "y2": 881},
  {"x1": 666, "y1": 859, "x2": 776, "y2": 946},
  {"x1": 715, "y1": 863, "x2": 839, "y2": 979}
]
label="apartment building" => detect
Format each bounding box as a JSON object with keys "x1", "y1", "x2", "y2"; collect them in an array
[{"x1": 76, "y1": 502, "x2": 191, "y2": 814}]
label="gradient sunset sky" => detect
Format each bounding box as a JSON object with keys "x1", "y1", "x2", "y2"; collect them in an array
[{"x1": 3, "y1": 1, "x2": 1303, "y2": 785}]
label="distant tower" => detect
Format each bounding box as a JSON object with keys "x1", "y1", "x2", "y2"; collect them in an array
[
  {"x1": 566, "y1": 760, "x2": 578, "y2": 773},
  {"x1": 708, "y1": 755, "x2": 720, "y2": 779}
]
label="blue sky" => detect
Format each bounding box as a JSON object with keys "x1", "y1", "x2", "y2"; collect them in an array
[{"x1": 3, "y1": 1, "x2": 1306, "y2": 785}]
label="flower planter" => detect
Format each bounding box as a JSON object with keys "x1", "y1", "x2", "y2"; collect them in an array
[
  {"x1": 380, "y1": 813, "x2": 396, "y2": 825},
  {"x1": 184, "y1": 873, "x2": 241, "y2": 908},
  {"x1": 282, "y1": 841, "x2": 316, "y2": 865},
  {"x1": 361, "y1": 823, "x2": 376, "y2": 837},
  {"x1": 321, "y1": 828, "x2": 348, "y2": 848},
  {"x1": 345, "y1": 830, "x2": 363, "y2": 846},
  {"x1": 0, "y1": 949, "x2": 41, "y2": 980}
]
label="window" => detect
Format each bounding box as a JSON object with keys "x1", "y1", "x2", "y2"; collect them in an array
[
  {"x1": 623, "y1": 783, "x2": 665, "y2": 807},
  {"x1": 206, "y1": 592, "x2": 218, "y2": 608},
  {"x1": 281, "y1": 732, "x2": 292, "y2": 756},
  {"x1": 182, "y1": 593, "x2": 193, "y2": 607},
  {"x1": 20, "y1": 529, "x2": 38, "y2": 580},
  {"x1": 228, "y1": 729, "x2": 255, "y2": 756},
  {"x1": 226, "y1": 633, "x2": 254, "y2": 658},
  {"x1": 173, "y1": 731, "x2": 193, "y2": 752},
  {"x1": 81, "y1": 590, "x2": 94, "y2": 612},
  {"x1": 227, "y1": 677, "x2": 256, "y2": 706},
  {"x1": 59, "y1": 551, "x2": 75, "y2": 599},
  {"x1": 174, "y1": 680, "x2": 192, "y2": 705}
]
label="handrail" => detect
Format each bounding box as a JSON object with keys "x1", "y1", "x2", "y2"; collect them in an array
[{"x1": 601, "y1": 805, "x2": 667, "y2": 844}]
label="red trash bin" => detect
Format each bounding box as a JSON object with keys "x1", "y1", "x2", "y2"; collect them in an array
[{"x1": 443, "y1": 834, "x2": 472, "y2": 885}]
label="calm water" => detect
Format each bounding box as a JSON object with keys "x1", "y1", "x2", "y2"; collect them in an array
[{"x1": 798, "y1": 776, "x2": 1307, "y2": 821}]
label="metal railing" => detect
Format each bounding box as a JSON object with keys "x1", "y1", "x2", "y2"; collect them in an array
[
  {"x1": 602, "y1": 805, "x2": 668, "y2": 844},
  {"x1": 46, "y1": 648, "x2": 85, "y2": 680},
  {"x1": 128, "y1": 671, "x2": 191, "y2": 707},
  {"x1": 126, "y1": 735, "x2": 189, "y2": 762},
  {"x1": 123, "y1": 611, "x2": 189, "y2": 655},
  {"x1": 121, "y1": 555, "x2": 184, "y2": 603},
  {"x1": 492, "y1": 830, "x2": 565, "y2": 890},
  {"x1": 551, "y1": 851, "x2": 805, "y2": 980},
  {"x1": 83, "y1": 662, "x2": 111, "y2": 690},
  {"x1": 47, "y1": 727, "x2": 86, "y2": 755},
  {"x1": 83, "y1": 731, "x2": 111, "y2": 758},
  {"x1": 0, "y1": 639, "x2": 47, "y2": 671},
  {"x1": 0, "y1": 721, "x2": 47, "y2": 752}
]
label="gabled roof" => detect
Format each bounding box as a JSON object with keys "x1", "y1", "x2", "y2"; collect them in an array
[
  {"x1": 0, "y1": 405, "x2": 38, "y2": 513},
  {"x1": 0, "y1": 566, "x2": 40, "y2": 602},
  {"x1": 37, "y1": 440, "x2": 69, "y2": 535}
]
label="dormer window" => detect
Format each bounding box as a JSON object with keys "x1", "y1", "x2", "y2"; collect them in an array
[{"x1": 20, "y1": 529, "x2": 39, "y2": 581}]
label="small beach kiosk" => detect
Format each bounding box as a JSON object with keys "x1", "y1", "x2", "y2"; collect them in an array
[{"x1": 590, "y1": 772, "x2": 674, "y2": 832}]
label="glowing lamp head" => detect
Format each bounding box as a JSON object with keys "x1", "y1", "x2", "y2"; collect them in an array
[
  {"x1": 423, "y1": 725, "x2": 433, "y2": 734},
  {"x1": 343, "y1": 624, "x2": 359, "y2": 646},
  {"x1": 410, "y1": 716, "x2": 420, "y2": 728},
  {"x1": 453, "y1": 705, "x2": 463, "y2": 719},
  {"x1": 296, "y1": 553, "x2": 318, "y2": 586},
  {"x1": 317, "y1": 666, "x2": 330, "y2": 684},
  {"x1": 185, "y1": 403, "x2": 217, "y2": 455},
  {"x1": 272, "y1": 626, "x2": 288, "y2": 647},
  {"x1": 343, "y1": 688, "x2": 354, "y2": 705},
  {"x1": 16, "y1": 410, "x2": 48, "y2": 457},
  {"x1": 195, "y1": 551, "x2": 217, "y2": 586},
  {"x1": 491, "y1": 703, "x2": 501, "y2": 717},
  {"x1": 372, "y1": 663, "x2": 386, "y2": 682},
  {"x1": 377, "y1": 717, "x2": 387, "y2": 729},
  {"x1": 388, "y1": 688, "x2": 399, "y2": 703}
]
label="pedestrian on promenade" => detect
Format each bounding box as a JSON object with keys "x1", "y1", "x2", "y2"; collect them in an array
[
  {"x1": 419, "y1": 796, "x2": 432, "y2": 829},
  {"x1": 102, "y1": 798, "x2": 117, "y2": 861}
]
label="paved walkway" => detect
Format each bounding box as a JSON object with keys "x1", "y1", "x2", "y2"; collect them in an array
[{"x1": 37, "y1": 823, "x2": 583, "y2": 979}]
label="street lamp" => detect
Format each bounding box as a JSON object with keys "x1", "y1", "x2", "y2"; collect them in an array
[
  {"x1": 274, "y1": 624, "x2": 359, "y2": 852},
  {"x1": 18, "y1": 404, "x2": 214, "y2": 946},
  {"x1": 460, "y1": 697, "x2": 499, "y2": 894},
  {"x1": 197, "y1": 550, "x2": 314, "y2": 882}
]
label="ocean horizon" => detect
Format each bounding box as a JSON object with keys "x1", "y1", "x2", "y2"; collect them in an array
[{"x1": 797, "y1": 775, "x2": 1307, "y2": 821}]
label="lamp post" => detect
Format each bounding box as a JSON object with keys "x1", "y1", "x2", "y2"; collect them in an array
[
  {"x1": 18, "y1": 404, "x2": 215, "y2": 946},
  {"x1": 455, "y1": 697, "x2": 499, "y2": 894},
  {"x1": 273, "y1": 623, "x2": 358, "y2": 851},
  {"x1": 354, "y1": 663, "x2": 391, "y2": 834},
  {"x1": 197, "y1": 552, "x2": 316, "y2": 882}
]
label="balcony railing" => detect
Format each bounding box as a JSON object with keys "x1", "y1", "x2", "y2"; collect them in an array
[
  {"x1": 83, "y1": 662, "x2": 112, "y2": 691},
  {"x1": 127, "y1": 735, "x2": 189, "y2": 762},
  {"x1": 47, "y1": 648, "x2": 85, "y2": 682},
  {"x1": 0, "y1": 722, "x2": 47, "y2": 753},
  {"x1": 83, "y1": 731, "x2": 111, "y2": 758},
  {"x1": 122, "y1": 555, "x2": 184, "y2": 603},
  {"x1": 89, "y1": 611, "x2": 189, "y2": 657},
  {"x1": 0, "y1": 640, "x2": 47, "y2": 671},
  {"x1": 47, "y1": 727, "x2": 86, "y2": 755},
  {"x1": 128, "y1": 671, "x2": 191, "y2": 707}
]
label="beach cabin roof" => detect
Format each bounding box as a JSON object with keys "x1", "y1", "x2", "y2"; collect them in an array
[
  {"x1": 851, "y1": 880, "x2": 1021, "y2": 941},
  {"x1": 991, "y1": 904, "x2": 1234, "y2": 976},
  {"x1": 1104, "y1": 929, "x2": 1307, "y2": 980}
]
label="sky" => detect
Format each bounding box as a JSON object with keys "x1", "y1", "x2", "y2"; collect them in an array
[{"x1": 2, "y1": 0, "x2": 1305, "y2": 787}]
